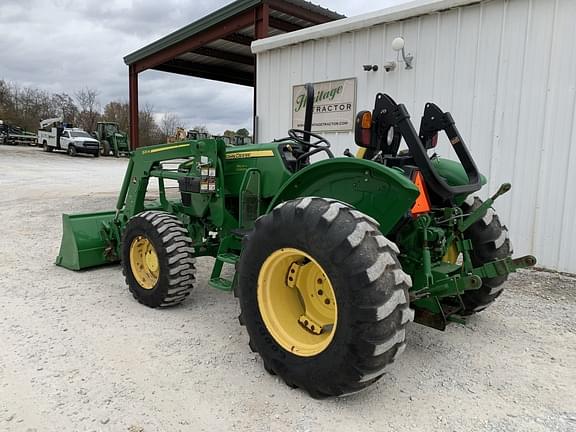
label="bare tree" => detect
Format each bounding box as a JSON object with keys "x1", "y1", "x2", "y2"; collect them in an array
[
  {"x1": 103, "y1": 101, "x2": 129, "y2": 132},
  {"x1": 51, "y1": 93, "x2": 78, "y2": 124},
  {"x1": 138, "y1": 104, "x2": 161, "y2": 147},
  {"x1": 192, "y1": 124, "x2": 210, "y2": 135},
  {"x1": 0, "y1": 80, "x2": 13, "y2": 119},
  {"x1": 75, "y1": 87, "x2": 100, "y2": 131},
  {"x1": 2, "y1": 81, "x2": 53, "y2": 131},
  {"x1": 160, "y1": 112, "x2": 181, "y2": 142},
  {"x1": 75, "y1": 87, "x2": 98, "y2": 112}
]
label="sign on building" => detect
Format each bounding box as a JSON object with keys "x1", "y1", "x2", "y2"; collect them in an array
[{"x1": 292, "y1": 78, "x2": 356, "y2": 132}]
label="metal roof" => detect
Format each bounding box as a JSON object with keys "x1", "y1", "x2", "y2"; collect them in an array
[
  {"x1": 124, "y1": 0, "x2": 344, "y2": 86},
  {"x1": 124, "y1": 0, "x2": 344, "y2": 149}
]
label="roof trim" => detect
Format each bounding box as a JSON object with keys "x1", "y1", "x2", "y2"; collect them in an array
[
  {"x1": 251, "y1": 0, "x2": 480, "y2": 54},
  {"x1": 124, "y1": 0, "x2": 261, "y2": 65}
]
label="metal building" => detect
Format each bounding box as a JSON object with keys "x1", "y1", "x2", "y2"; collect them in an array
[{"x1": 252, "y1": 0, "x2": 576, "y2": 273}]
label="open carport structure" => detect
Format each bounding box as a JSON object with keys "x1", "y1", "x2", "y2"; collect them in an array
[{"x1": 123, "y1": 0, "x2": 344, "y2": 148}]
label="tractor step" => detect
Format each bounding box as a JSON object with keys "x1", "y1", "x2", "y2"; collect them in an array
[
  {"x1": 209, "y1": 236, "x2": 241, "y2": 293},
  {"x1": 209, "y1": 277, "x2": 233, "y2": 291},
  {"x1": 217, "y1": 252, "x2": 240, "y2": 264}
]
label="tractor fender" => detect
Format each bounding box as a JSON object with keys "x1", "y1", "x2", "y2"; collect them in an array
[{"x1": 268, "y1": 157, "x2": 419, "y2": 235}]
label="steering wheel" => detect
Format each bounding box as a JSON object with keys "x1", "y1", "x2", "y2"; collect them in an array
[{"x1": 288, "y1": 129, "x2": 334, "y2": 160}]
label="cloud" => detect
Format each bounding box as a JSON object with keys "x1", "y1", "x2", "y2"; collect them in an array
[{"x1": 0, "y1": 0, "x2": 409, "y2": 135}]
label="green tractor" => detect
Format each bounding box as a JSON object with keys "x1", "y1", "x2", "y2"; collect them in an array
[
  {"x1": 186, "y1": 129, "x2": 210, "y2": 140},
  {"x1": 56, "y1": 85, "x2": 535, "y2": 397},
  {"x1": 233, "y1": 135, "x2": 253, "y2": 145},
  {"x1": 93, "y1": 122, "x2": 130, "y2": 157}
]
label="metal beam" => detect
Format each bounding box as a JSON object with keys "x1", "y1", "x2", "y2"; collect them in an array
[
  {"x1": 133, "y1": 9, "x2": 255, "y2": 73},
  {"x1": 222, "y1": 33, "x2": 254, "y2": 46},
  {"x1": 128, "y1": 65, "x2": 139, "y2": 149},
  {"x1": 267, "y1": 0, "x2": 339, "y2": 24},
  {"x1": 192, "y1": 46, "x2": 255, "y2": 66},
  {"x1": 253, "y1": 3, "x2": 269, "y2": 142},
  {"x1": 153, "y1": 59, "x2": 254, "y2": 87},
  {"x1": 268, "y1": 16, "x2": 303, "y2": 33},
  {"x1": 255, "y1": 3, "x2": 270, "y2": 39}
]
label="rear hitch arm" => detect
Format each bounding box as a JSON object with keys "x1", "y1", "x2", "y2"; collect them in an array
[
  {"x1": 458, "y1": 183, "x2": 511, "y2": 232},
  {"x1": 473, "y1": 255, "x2": 537, "y2": 279}
]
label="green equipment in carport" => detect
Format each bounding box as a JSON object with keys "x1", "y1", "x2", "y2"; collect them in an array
[{"x1": 56, "y1": 84, "x2": 535, "y2": 398}]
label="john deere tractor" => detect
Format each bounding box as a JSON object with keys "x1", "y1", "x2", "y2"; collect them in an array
[
  {"x1": 56, "y1": 85, "x2": 535, "y2": 398},
  {"x1": 93, "y1": 122, "x2": 130, "y2": 157}
]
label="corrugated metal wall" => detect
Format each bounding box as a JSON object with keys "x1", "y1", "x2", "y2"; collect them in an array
[{"x1": 255, "y1": 0, "x2": 576, "y2": 273}]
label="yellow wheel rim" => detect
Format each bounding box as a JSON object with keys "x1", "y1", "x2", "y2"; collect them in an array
[
  {"x1": 129, "y1": 236, "x2": 160, "y2": 289},
  {"x1": 257, "y1": 248, "x2": 337, "y2": 357}
]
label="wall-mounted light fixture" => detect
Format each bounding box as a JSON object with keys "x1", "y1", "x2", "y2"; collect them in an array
[
  {"x1": 363, "y1": 37, "x2": 414, "y2": 73},
  {"x1": 391, "y1": 37, "x2": 414, "y2": 70}
]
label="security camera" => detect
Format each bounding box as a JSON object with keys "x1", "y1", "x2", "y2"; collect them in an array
[
  {"x1": 383, "y1": 61, "x2": 397, "y2": 72},
  {"x1": 363, "y1": 64, "x2": 379, "y2": 72}
]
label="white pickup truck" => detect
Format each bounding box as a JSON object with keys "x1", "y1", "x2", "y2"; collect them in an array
[{"x1": 38, "y1": 125, "x2": 100, "y2": 157}]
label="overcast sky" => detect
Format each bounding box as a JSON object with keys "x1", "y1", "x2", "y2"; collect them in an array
[{"x1": 0, "y1": 0, "x2": 409, "y2": 134}]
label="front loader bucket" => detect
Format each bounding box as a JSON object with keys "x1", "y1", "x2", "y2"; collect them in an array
[{"x1": 55, "y1": 210, "x2": 117, "y2": 270}]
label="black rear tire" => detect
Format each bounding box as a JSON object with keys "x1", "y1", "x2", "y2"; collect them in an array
[
  {"x1": 122, "y1": 211, "x2": 196, "y2": 308},
  {"x1": 237, "y1": 197, "x2": 413, "y2": 397},
  {"x1": 459, "y1": 196, "x2": 512, "y2": 315}
]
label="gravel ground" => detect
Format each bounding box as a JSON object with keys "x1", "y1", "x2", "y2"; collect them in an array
[{"x1": 1, "y1": 145, "x2": 575, "y2": 432}]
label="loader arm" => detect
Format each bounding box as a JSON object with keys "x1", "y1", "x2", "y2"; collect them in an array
[
  {"x1": 56, "y1": 139, "x2": 228, "y2": 271},
  {"x1": 115, "y1": 140, "x2": 226, "y2": 219}
]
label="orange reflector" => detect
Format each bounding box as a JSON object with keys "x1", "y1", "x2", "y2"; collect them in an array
[
  {"x1": 411, "y1": 171, "x2": 431, "y2": 215},
  {"x1": 361, "y1": 111, "x2": 372, "y2": 129}
]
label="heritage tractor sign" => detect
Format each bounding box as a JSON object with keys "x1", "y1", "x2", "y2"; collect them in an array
[{"x1": 292, "y1": 78, "x2": 357, "y2": 132}]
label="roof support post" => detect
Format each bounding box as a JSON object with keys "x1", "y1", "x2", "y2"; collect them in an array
[
  {"x1": 129, "y1": 65, "x2": 139, "y2": 149},
  {"x1": 253, "y1": 3, "x2": 269, "y2": 141},
  {"x1": 255, "y1": 3, "x2": 269, "y2": 39}
]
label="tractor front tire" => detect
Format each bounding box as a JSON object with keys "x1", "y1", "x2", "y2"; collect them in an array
[
  {"x1": 101, "y1": 141, "x2": 111, "y2": 156},
  {"x1": 237, "y1": 197, "x2": 413, "y2": 397},
  {"x1": 459, "y1": 196, "x2": 512, "y2": 315},
  {"x1": 122, "y1": 211, "x2": 196, "y2": 308}
]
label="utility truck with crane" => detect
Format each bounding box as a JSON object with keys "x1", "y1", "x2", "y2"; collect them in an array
[
  {"x1": 56, "y1": 84, "x2": 535, "y2": 398},
  {"x1": 38, "y1": 117, "x2": 100, "y2": 157}
]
